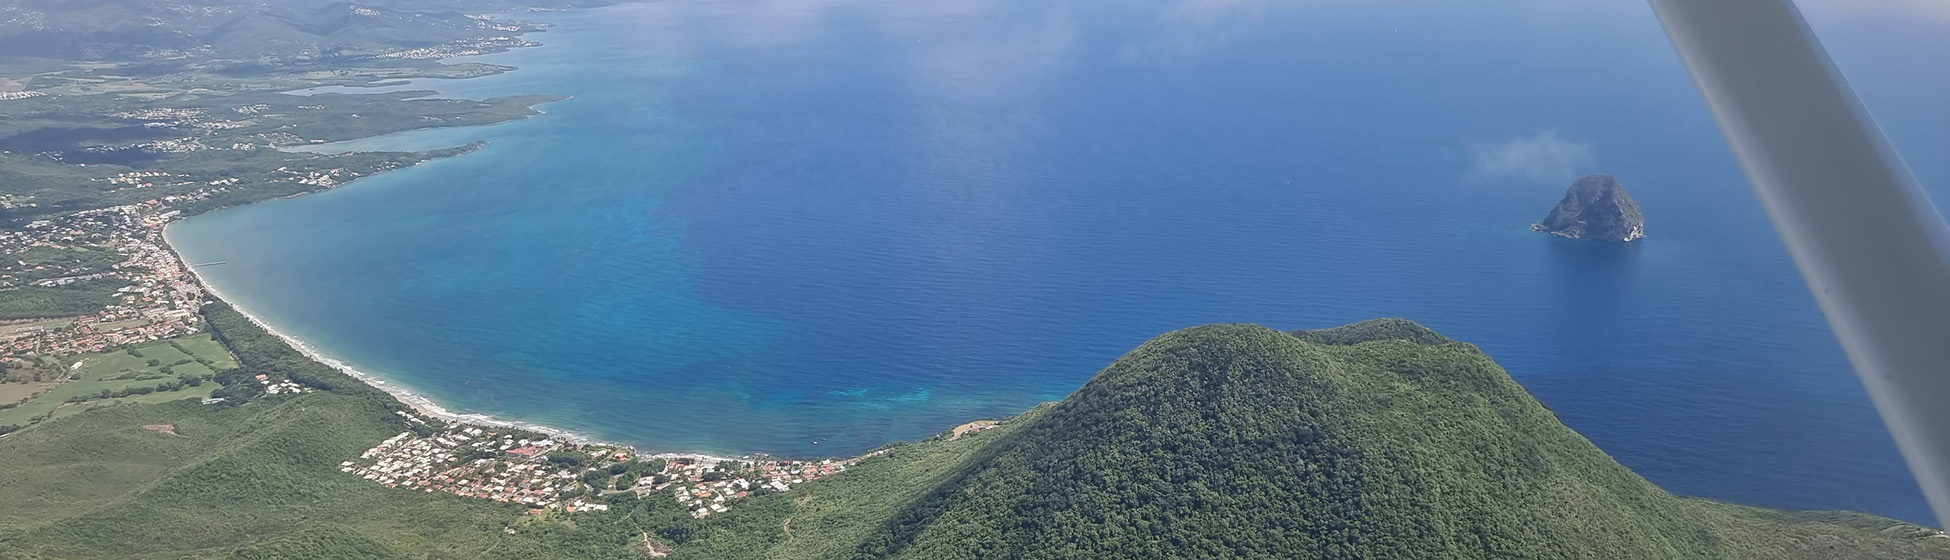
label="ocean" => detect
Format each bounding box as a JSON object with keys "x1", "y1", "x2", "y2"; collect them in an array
[{"x1": 166, "y1": 0, "x2": 1950, "y2": 524}]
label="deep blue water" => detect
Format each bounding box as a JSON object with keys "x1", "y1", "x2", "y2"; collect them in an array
[{"x1": 167, "y1": 0, "x2": 1950, "y2": 524}]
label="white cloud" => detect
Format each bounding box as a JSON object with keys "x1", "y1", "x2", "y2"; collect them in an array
[{"x1": 1470, "y1": 130, "x2": 1594, "y2": 185}]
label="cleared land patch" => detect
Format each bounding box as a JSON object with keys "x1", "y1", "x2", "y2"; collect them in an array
[
  {"x1": 93, "y1": 318, "x2": 151, "y2": 332},
  {"x1": 0, "y1": 381, "x2": 59, "y2": 403},
  {"x1": 0, "y1": 334, "x2": 228, "y2": 426},
  {"x1": 43, "y1": 385, "x2": 217, "y2": 422},
  {"x1": 948, "y1": 420, "x2": 998, "y2": 440},
  {"x1": 168, "y1": 334, "x2": 239, "y2": 370}
]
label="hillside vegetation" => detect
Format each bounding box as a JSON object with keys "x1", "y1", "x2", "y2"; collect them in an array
[
  {"x1": 653, "y1": 320, "x2": 1948, "y2": 559},
  {"x1": 825, "y1": 321, "x2": 1946, "y2": 559},
  {"x1": 0, "y1": 304, "x2": 694, "y2": 559}
]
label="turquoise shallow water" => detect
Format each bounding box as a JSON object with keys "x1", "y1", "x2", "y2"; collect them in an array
[{"x1": 168, "y1": 0, "x2": 1950, "y2": 523}]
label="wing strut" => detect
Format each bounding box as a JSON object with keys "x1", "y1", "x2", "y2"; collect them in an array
[{"x1": 1649, "y1": 0, "x2": 1950, "y2": 523}]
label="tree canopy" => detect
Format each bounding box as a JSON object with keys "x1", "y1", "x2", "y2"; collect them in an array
[{"x1": 834, "y1": 321, "x2": 1947, "y2": 560}]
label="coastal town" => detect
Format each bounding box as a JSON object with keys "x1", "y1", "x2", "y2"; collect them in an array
[
  {"x1": 1, "y1": 201, "x2": 209, "y2": 358},
  {"x1": 342, "y1": 415, "x2": 868, "y2": 519},
  {"x1": 0, "y1": 145, "x2": 470, "y2": 428},
  {"x1": 375, "y1": 36, "x2": 541, "y2": 60},
  {"x1": 1, "y1": 142, "x2": 480, "y2": 363}
]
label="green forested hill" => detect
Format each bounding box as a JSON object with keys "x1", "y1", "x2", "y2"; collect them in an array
[
  {"x1": 0, "y1": 316, "x2": 1943, "y2": 559},
  {"x1": 820, "y1": 321, "x2": 1949, "y2": 559}
]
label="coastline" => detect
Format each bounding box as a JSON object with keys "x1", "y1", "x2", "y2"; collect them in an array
[
  {"x1": 165, "y1": 216, "x2": 749, "y2": 465},
  {"x1": 278, "y1": 96, "x2": 570, "y2": 155},
  {"x1": 132, "y1": 10, "x2": 800, "y2": 466},
  {"x1": 131, "y1": 15, "x2": 765, "y2": 462}
]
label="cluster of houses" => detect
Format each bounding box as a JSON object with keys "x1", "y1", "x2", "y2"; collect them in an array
[
  {"x1": 341, "y1": 419, "x2": 882, "y2": 520},
  {"x1": 1, "y1": 203, "x2": 206, "y2": 358},
  {"x1": 375, "y1": 36, "x2": 539, "y2": 60},
  {"x1": 274, "y1": 165, "x2": 350, "y2": 188},
  {"x1": 254, "y1": 374, "x2": 313, "y2": 395},
  {"x1": 103, "y1": 170, "x2": 175, "y2": 187},
  {"x1": 345, "y1": 425, "x2": 634, "y2": 511},
  {"x1": 110, "y1": 107, "x2": 207, "y2": 122},
  {"x1": 669, "y1": 458, "x2": 850, "y2": 518}
]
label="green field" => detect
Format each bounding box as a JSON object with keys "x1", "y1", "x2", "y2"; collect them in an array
[
  {"x1": 0, "y1": 334, "x2": 235, "y2": 426},
  {"x1": 168, "y1": 334, "x2": 239, "y2": 371},
  {"x1": 0, "y1": 382, "x2": 58, "y2": 403},
  {"x1": 92, "y1": 318, "x2": 151, "y2": 332},
  {"x1": 41, "y1": 384, "x2": 216, "y2": 422}
]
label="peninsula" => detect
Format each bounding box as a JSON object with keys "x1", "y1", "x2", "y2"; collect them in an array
[{"x1": 1533, "y1": 174, "x2": 1647, "y2": 242}]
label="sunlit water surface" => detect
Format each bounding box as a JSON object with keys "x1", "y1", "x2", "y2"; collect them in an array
[{"x1": 169, "y1": 0, "x2": 1950, "y2": 523}]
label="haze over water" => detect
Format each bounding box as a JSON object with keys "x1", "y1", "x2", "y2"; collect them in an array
[{"x1": 168, "y1": 0, "x2": 1950, "y2": 524}]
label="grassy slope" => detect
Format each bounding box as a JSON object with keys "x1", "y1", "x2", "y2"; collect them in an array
[
  {"x1": 0, "y1": 391, "x2": 671, "y2": 560},
  {"x1": 169, "y1": 334, "x2": 241, "y2": 370},
  {"x1": 0, "y1": 304, "x2": 670, "y2": 560},
  {"x1": 0, "y1": 334, "x2": 231, "y2": 425}
]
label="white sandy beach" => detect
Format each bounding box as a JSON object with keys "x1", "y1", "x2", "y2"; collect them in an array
[{"x1": 165, "y1": 229, "x2": 745, "y2": 463}]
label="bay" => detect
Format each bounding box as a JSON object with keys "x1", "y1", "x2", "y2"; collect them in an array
[{"x1": 167, "y1": 0, "x2": 1950, "y2": 524}]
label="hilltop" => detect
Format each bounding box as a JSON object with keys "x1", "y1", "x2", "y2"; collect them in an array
[{"x1": 660, "y1": 320, "x2": 1949, "y2": 559}]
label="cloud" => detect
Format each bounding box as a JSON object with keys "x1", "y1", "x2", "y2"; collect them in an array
[{"x1": 1470, "y1": 130, "x2": 1593, "y2": 185}]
